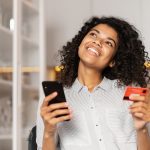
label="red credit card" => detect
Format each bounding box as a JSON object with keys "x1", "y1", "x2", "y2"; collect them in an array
[{"x1": 123, "y1": 86, "x2": 148, "y2": 101}]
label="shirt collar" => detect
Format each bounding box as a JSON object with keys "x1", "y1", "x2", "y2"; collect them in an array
[{"x1": 72, "y1": 76, "x2": 113, "y2": 93}]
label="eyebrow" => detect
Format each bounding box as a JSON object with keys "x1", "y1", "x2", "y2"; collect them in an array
[{"x1": 91, "y1": 28, "x2": 117, "y2": 48}]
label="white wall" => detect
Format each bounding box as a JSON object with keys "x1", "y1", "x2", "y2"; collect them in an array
[
  {"x1": 44, "y1": 0, "x2": 92, "y2": 66},
  {"x1": 92, "y1": 0, "x2": 150, "y2": 55},
  {"x1": 44, "y1": 0, "x2": 150, "y2": 66}
]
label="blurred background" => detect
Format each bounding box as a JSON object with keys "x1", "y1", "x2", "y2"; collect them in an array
[{"x1": 0, "y1": 0, "x2": 150, "y2": 150}]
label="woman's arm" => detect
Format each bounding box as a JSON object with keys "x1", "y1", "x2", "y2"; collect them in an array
[
  {"x1": 129, "y1": 94, "x2": 150, "y2": 150},
  {"x1": 42, "y1": 130, "x2": 57, "y2": 150},
  {"x1": 137, "y1": 126, "x2": 150, "y2": 150},
  {"x1": 40, "y1": 92, "x2": 72, "y2": 150}
]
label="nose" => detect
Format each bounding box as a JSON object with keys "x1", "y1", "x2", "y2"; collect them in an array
[{"x1": 92, "y1": 39, "x2": 102, "y2": 47}]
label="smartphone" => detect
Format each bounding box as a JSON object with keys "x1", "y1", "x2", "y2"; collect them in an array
[
  {"x1": 42, "y1": 81, "x2": 66, "y2": 105},
  {"x1": 123, "y1": 86, "x2": 148, "y2": 101},
  {"x1": 42, "y1": 81, "x2": 70, "y2": 121}
]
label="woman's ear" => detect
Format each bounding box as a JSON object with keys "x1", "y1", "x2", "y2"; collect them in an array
[{"x1": 109, "y1": 60, "x2": 115, "y2": 68}]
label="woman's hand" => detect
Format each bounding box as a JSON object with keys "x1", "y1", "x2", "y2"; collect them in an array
[
  {"x1": 40, "y1": 92, "x2": 72, "y2": 137},
  {"x1": 129, "y1": 90, "x2": 150, "y2": 130}
]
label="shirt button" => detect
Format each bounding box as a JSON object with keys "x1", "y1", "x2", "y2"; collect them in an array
[
  {"x1": 96, "y1": 124, "x2": 99, "y2": 126},
  {"x1": 90, "y1": 107, "x2": 94, "y2": 109},
  {"x1": 99, "y1": 139, "x2": 102, "y2": 141}
]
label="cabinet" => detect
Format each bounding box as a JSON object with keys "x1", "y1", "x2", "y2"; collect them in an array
[{"x1": 0, "y1": 0, "x2": 46, "y2": 150}]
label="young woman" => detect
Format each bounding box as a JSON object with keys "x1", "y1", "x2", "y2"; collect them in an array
[{"x1": 37, "y1": 16, "x2": 150, "y2": 150}]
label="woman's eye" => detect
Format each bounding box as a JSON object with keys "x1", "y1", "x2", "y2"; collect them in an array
[
  {"x1": 105, "y1": 41, "x2": 113, "y2": 47},
  {"x1": 89, "y1": 32, "x2": 97, "y2": 38}
]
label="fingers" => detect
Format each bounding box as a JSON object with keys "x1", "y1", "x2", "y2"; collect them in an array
[
  {"x1": 43, "y1": 109, "x2": 72, "y2": 126},
  {"x1": 47, "y1": 102, "x2": 69, "y2": 112},
  {"x1": 48, "y1": 114, "x2": 73, "y2": 126},
  {"x1": 131, "y1": 112, "x2": 150, "y2": 122},
  {"x1": 129, "y1": 106, "x2": 147, "y2": 116},
  {"x1": 129, "y1": 94, "x2": 146, "y2": 102},
  {"x1": 40, "y1": 93, "x2": 73, "y2": 127},
  {"x1": 133, "y1": 112, "x2": 144, "y2": 118},
  {"x1": 129, "y1": 102, "x2": 147, "y2": 110},
  {"x1": 129, "y1": 101, "x2": 148, "y2": 120},
  {"x1": 129, "y1": 88, "x2": 150, "y2": 104},
  {"x1": 42, "y1": 108, "x2": 72, "y2": 126},
  {"x1": 144, "y1": 114, "x2": 150, "y2": 122},
  {"x1": 49, "y1": 108, "x2": 71, "y2": 118},
  {"x1": 40, "y1": 102, "x2": 70, "y2": 118},
  {"x1": 42, "y1": 92, "x2": 58, "y2": 107},
  {"x1": 129, "y1": 90, "x2": 150, "y2": 121}
]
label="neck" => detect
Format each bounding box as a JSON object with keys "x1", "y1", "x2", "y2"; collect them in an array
[{"x1": 78, "y1": 62, "x2": 103, "y2": 92}]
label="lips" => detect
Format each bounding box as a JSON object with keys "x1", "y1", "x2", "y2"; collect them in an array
[
  {"x1": 84, "y1": 42, "x2": 102, "y2": 57},
  {"x1": 87, "y1": 47, "x2": 100, "y2": 56}
]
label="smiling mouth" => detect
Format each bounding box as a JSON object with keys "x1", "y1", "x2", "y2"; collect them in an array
[{"x1": 87, "y1": 47, "x2": 100, "y2": 56}]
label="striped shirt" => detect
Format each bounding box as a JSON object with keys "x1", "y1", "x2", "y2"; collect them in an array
[{"x1": 36, "y1": 77, "x2": 150, "y2": 150}]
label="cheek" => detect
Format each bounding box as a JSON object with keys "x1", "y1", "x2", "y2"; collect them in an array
[
  {"x1": 78, "y1": 46, "x2": 83, "y2": 59},
  {"x1": 78, "y1": 42, "x2": 85, "y2": 56},
  {"x1": 100, "y1": 50, "x2": 116, "y2": 66},
  {"x1": 104, "y1": 47, "x2": 117, "y2": 59}
]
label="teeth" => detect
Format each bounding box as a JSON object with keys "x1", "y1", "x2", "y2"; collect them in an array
[{"x1": 88, "y1": 47, "x2": 99, "y2": 56}]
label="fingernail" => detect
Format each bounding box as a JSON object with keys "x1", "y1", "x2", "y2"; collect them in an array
[
  {"x1": 53, "y1": 92, "x2": 57, "y2": 95},
  {"x1": 65, "y1": 102, "x2": 69, "y2": 106},
  {"x1": 130, "y1": 94, "x2": 140, "y2": 99},
  {"x1": 129, "y1": 95, "x2": 134, "y2": 100}
]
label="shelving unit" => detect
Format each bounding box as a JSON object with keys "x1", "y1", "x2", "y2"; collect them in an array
[
  {"x1": 0, "y1": 127, "x2": 32, "y2": 140},
  {"x1": 22, "y1": 0, "x2": 39, "y2": 16},
  {"x1": 0, "y1": 0, "x2": 46, "y2": 150},
  {"x1": 0, "y1": 79, "x2": 12, "y2": 95},
  {"x1": 22, "y1": 36, "x2": 38, "y2": 50},
  {"x1": 0, "y1": 26, "x2": 13, "y2": 65},
  {"x1": 0, "y1": 134, "x2": 12, "y2": 140}
]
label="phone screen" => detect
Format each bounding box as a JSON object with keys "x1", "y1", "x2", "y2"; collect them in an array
[{"x1": 42, "y1": 81, "x2": 66, "y2": 105}]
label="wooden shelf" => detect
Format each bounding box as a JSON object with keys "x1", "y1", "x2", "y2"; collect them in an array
[{"x1": 0, "y1": 67, "x2": 39, "y2": 73}]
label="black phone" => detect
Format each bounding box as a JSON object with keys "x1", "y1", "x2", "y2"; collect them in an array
[{"x1": 42, "y1": 81, "x2": 66, "y2": 105}]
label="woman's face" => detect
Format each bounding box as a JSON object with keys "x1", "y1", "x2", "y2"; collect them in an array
[{"x1": 78, "y1": 23, "x2": 119, "y2": 70}]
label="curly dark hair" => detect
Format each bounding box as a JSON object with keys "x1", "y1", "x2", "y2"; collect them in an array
[{"x1": 58, "y1": 16, "x2": 150, "y2": 88}]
